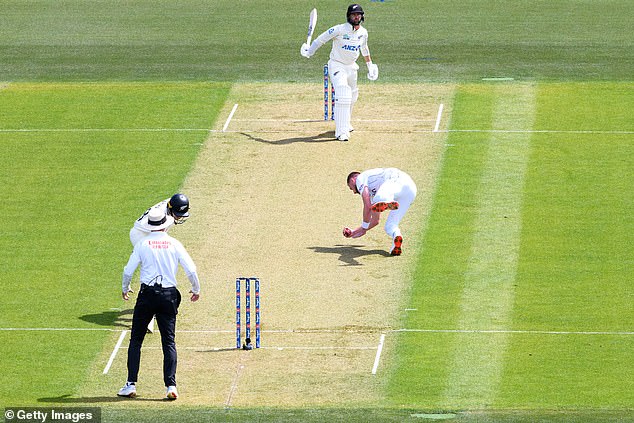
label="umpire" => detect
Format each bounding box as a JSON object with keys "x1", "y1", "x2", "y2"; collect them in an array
[{"x1": 117, "y1": 207, "x2": 200, "y2": 400}]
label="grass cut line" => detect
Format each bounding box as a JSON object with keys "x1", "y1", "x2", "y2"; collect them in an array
[
  {"x1": 222, "y1": 103, "x2": 239, "y2": 132},
  {"x1": 103, "y1": 330, "x2": 127, "y2": 375},
  {"x1": 445, "y1": 84, "x2": 536, "y2": 408}
]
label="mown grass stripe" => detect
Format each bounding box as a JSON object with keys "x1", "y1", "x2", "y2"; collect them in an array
[{"x1": 445, "y1": 84, "x2": 536, "y2": 408}]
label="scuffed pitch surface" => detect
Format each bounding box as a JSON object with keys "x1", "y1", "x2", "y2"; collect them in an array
[{"x1": 90, "y1": 83, "x2": 453, "y2": 406}]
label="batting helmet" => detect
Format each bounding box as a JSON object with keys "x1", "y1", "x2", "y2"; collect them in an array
[
  {"x1": 347, "y1": 4, "x2": 365, "y2": 25},
  {"x1": 168, "y1": 193, "x2": 190, "y2": 221}
]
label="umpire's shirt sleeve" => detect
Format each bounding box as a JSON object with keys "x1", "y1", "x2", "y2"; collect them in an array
[
  {"x1": 174, "y1": 240, "x2": 200, "y2": 295},
  {"x1": 122, "y1": 247, "x2": 141, "y2": 293}
]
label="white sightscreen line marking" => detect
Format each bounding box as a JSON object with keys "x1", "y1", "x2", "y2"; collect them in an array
[
  {"x1": 371, "y1": 333, "x2": 386, "y2": 375},
  {"x1": 222, "y1": 103, "x2": 239, "y2": 132},
  {"x1": 103, "y1": 330, "x2": 127, "y2": 374},
  {"x1": 434, "y1": 103, "x2": 444, "y2": 132}
]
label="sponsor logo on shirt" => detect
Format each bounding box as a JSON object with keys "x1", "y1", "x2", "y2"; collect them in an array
[{"x1": 341, "y1": 44, "x2": 360, "y2": 51}]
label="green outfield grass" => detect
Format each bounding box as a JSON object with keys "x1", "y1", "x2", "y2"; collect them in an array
[
  {"x1": 391, "y1": 82, "x2": 633, "y2": 417},
  {"x1": 0, "y1": 82, "x2": 229, "y2": 407},
  {"x1": 0, "y1": 0, "x2": 632, "y2": 82},
  {"x1": 1, "y1": 0, "x2": 633, "y2": 422}
]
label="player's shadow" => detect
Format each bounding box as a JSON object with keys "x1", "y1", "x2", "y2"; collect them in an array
[
  {"x1": 79, "y1": 309, "x2": 133, "y2": 328},
  {"x1": 240, "y1": 131, "x2": 337, "y2": 145},
  {"x1": 38, "y1": 394, "x2": 165, "y2": 403},
  {"x1": 308, "y1": 244, "x2": 390, "y2": 266}
]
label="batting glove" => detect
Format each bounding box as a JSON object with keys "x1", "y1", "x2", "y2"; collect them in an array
[
  {"x1": 367, "y1": 62, "x2": 379, "y2": 81},
  {"x1": 300, "y1": 43, "x2": 312, "y2": 58}
]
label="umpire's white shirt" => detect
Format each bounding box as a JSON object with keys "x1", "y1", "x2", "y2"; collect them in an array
[{"x1": 122, "y1": 231, "x2": 200, "y2": 294}]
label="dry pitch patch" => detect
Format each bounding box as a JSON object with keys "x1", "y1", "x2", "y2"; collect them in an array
[{"x1": 89, "y1": 83, "x2": 454, "y2": 407}]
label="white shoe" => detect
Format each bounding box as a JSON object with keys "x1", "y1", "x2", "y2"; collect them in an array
[
  {"x1": 147, "y1": 316, "x2": 155, "y2": 334},
  {"x1": 336, "y1": 132, "x2": 350, "y2": 141},
  {"x1": 166, "y1": 385, "x2": 178, "y2": 400},
  {"x1": 117, "y1": 382, "x2": 137, "y2": 398},
  {"x1": 349, "y1": 125, "x2": 354, "y2": 132}
]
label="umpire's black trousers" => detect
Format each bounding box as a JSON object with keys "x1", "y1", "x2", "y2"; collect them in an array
[{"x1": 127, "y1": 284, "x2": 181, "y2": 387}]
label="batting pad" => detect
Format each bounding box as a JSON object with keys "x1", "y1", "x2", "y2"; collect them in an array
[{"x1": 334, "y1": 85, "x2": 352, "y2": 136}]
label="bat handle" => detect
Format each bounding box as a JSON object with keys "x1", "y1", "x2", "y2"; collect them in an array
[{"x1": 306, "y1": 36, "x2": 312, "y2": 45}]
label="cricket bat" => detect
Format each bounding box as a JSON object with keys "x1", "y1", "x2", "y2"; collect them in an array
[{"x1": 306, "y1": 8, "x2": 318, "y2": 45}]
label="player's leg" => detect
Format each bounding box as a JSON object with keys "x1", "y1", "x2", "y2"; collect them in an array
[
  {"x1": 371, "y1": 180, "x2": 400, "y2": 212},
  {"x1": 330, "y1": 64, "x2": 353, "y2": 141},
  {"x1": 349, "y1": 72, "x2": 359, "y2": 132},
  {"x1": 156, "y1": 287, "x2": 181, "y2": 395},
  {"x1": 383, "y1": 181, "x2": 417, "y2": 255},
  {"x1": 125, "y1": 288, "x2": 155, "y2": 386}
]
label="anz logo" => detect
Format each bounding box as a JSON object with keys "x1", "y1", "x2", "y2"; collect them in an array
[{"x1": 341, "y1": 44, "x2": 360, "y2": 51}]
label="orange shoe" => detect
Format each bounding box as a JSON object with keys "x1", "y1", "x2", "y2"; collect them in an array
[
  {"x1": 390, "y1": 236, "x2": 403, "y2": 256},
  {"x1": 372, "y1": 201, "x2": 399, "y2": 213}
]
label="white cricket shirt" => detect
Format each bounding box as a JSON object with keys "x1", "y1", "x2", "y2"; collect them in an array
[
  {"x1": 312, "y1": 22, "x2": 369, "y2": 66},
  {"x1": 122, "y1": 231, "x2": 200, "y2": 294},
  {"x1": 355, "y1": 168, "x2": 402, "y2": 199},
  {"x1": 132, "y1": 199, "x2": 175, "y2": 233}
]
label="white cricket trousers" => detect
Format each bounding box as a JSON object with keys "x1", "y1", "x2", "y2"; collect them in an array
[{"x1": 373, "y1": 172, "x2": 417, "y2": 239}]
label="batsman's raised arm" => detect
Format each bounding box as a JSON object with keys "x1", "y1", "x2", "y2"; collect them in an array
[{"x1": 301, "y1": 26, "x2": 338, "y2": 59}]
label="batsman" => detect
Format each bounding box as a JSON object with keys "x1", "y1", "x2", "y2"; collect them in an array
[{"x1": 301, "y1": 4, "x2": 379, "y2": 141}]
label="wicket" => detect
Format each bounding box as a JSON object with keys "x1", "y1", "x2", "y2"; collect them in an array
[
  {"x1": 236, "y1": 277, "x2": 260, "y2": 350},
  {"x1": 323, "y1": 64, "x2": 335, "y2": 120}
]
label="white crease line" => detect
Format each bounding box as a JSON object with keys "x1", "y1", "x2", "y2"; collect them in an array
[
  {"x1": 372, "y1": 333, "x2": 386, "y2": 375},
  {"x1": 2, "y1": 327, "x2": 632, "y2": 336},
  {"x1": 433, "y1": 103, "x2": 444, "y2": 132},
  {"x1": 1, "y1": 128, "x2": 630, "y2": 135},
  {"x1": 222, "y1": 103, "x2": 239, "y2": 132},
  {"x1": 103, "y1": 330, "x2": 127, "y2": 375},
  {"x1": 446, "y1": 129, "x2": 634, "y2": 134},
  {"x1": 225, "y1": 364, "x2": 244, "y2": 408},
  {"x1": 0, "y1": 327, "x2": 116, "y2": 331},
  {"x1": 231, "y1": 118, "x2": 435, "y2": 123},
  {"x1": 120, "y1": 345, "x2": 378, "y2": 351},
  {"x1": 396, "y1": 329, "x2": 634, "y2": 336},
  {"x1": 0, "y1": 128, "x2": 209, "y2": 132}
]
